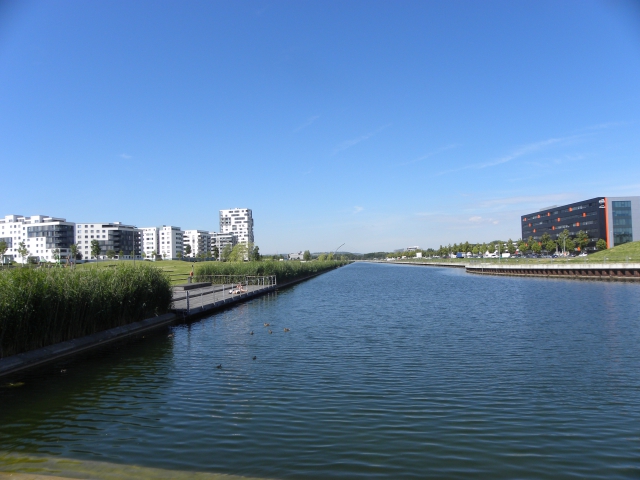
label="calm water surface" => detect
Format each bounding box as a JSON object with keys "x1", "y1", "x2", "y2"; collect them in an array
[{"x1": 1, "y1": 263, "x2": 640, "y2": 479}]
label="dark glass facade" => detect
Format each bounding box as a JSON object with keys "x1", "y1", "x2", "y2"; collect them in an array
[
  {"x1": 612, "y1": 201, "x2": 633, "y2": 246},
  {"x1": 0, "y1": 237, "x2": 13, "y2": 248},
  {"x1": 96, "y1": 227, "x2": 142, "y2": 255},
  {"x1": 521, "y1": 197, "x2": 606, "y2": 250},
  {"x1": 27, "y1": 224, "x2": 74, "y2": 250}
]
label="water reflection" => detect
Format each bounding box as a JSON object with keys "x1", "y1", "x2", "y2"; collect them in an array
[{"x1": 1, "y1": 265, "x2": 639, "y2": 479}]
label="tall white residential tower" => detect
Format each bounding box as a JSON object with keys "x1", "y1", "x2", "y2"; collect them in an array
[{"x1": 219, "y1": 208, "x2": 253, "y2": 246}]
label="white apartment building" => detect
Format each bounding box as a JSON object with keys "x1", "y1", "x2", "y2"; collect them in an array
[
  {"x1": 209, "y1": 231, "x2": 237, "y2": 257},
  {"x1": 158, "y1": 226, "x2": 183, "y2": 259},
  {"x1": 183, "y1": 229, "x2": 211, "y2": 257},
  {"x1": 75, "y1": 222, "x2": 141, "y2": 260},
  {"x1": 220, "y1": 208, "x2": 254, "y2": 246},
  {"x1": 0, "y1": 214, "x2": 75, "y2": 264},
  {"x1": 141, "y1": 227, "x2": 159, "y2": 259}
]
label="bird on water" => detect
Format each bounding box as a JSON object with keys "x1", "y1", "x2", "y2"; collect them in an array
[
  {"x1": 268, "y1": 330, "x2": 273, "y2": 334},
  {"x1": 283, "y1": 328, "x2": 290, "y2": 332},
  {"x1": 264, "y1": 323, "x2": 270, "y2": 327},
  {"x1": 253, "y1": 356, "x2": 257, "y2": 360},
  {"x1": 250, "y1": 331, "x2": 254, "y2": 335},
  {"x1": 216, "y1": 364, "x2": 222, "y2": 369}
]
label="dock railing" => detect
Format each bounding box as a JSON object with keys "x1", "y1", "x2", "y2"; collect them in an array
[{"x1": 172, "y1": 275, "x2": 277, "y2": 314}]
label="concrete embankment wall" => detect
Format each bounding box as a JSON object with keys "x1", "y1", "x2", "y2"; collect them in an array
[
  {"x1": 466, "y1": 263, "x2": 640, "y2": 280},
  {"x1": 0, "y1": 313, "x2": 177, "y2": 379},
  {"x1": 366, "y1": 261, "x2": 466, "y2": 268}
]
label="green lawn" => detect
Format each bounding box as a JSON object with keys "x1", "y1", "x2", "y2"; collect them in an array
[
  {"x1": 582, "y1": 241, "x2": 640, "y2": 262},
  {"x1": 76, "y1": 259, "x2": 204, "y2": 284},
  {"x1": 386, "y1": 242, "x2": 640, "y2": 265}
]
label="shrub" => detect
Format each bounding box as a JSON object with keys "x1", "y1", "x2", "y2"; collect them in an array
[
  {"x1": 0, "y1": 264, "x2": 172, "y2": 358},
  {"x1": 194, "y1": 260, "x2": 348, "y2": 284}
]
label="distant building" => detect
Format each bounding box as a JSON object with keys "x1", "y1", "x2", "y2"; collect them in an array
[
  {"x1": 220, "y1": 208, "x2": 254, "y2": 246},
  {"x1": 210, "y1": 232, "x2": 237, "y2": 256},
  {"x1": 74, "y1": 222, "x2": 141, "y2": 259},
  {"x1": 183, "y1": 229, "x2": 211, "y2": 258},
  {"x1": 141, "y1": 227, "x2": 159, "y2": 259},
  {"x1": 140, "y1": 225, "x2": 184, "y2": 260},
  {"x1": 158, "y1": 226, "x2": 183, "y2": 259},
  {"x1": 406, "y1": 246, "x2": 420, "y2": 252},
  {"x1": 521, "y1": 196, "x2": 640, "y2": 249},
  {"x1": 288, "y1": 251, "x2": 304, "y2": 260},
  {"x1": 0, "y1": 214, "x2": 74, "y2": 263}
]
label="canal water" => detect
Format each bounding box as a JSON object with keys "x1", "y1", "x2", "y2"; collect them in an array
[{"x1": 1, "y1": 263, "x2": 640, "y2": 479}]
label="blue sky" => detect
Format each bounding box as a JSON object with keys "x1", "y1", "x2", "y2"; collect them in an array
[{"x1": 1, "y1": 0, "x2": 639, "y2": 253}]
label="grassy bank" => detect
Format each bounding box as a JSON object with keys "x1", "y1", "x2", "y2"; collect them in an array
[
  {"x1": 0, "y1": 264, "x2": 172, "y2": 358},
  {"x1": 76, "y1": 259, "x2": 194, "y2": 284},
  {"x1": 583, "y1": 241, "x2": 640, "y2": 262},
  {"x1": 194, "y1": 260, "x2": 350, "y2": 283},
  {"x1": 384, "y1": 242, "x2": 640, "y2": 265}
]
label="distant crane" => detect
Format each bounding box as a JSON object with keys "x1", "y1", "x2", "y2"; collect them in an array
[{"x1": 334, "y1": 243, "x2": 345, "y2": 257}]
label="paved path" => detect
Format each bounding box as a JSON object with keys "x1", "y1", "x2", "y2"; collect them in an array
[{"x1": 171, "y1": 284, "x2": 276, "y2": 314}]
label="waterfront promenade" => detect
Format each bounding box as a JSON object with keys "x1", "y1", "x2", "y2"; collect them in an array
[
  {"x1": 171, "y1": 279, "x2": 277, "y2": 316},
  {"x1": 371, "y1": 260, "x2": 640, "y2": 281}
]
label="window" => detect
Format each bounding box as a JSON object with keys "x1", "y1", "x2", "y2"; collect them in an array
[{"x1": 612, "y1": 201, "x2": 633, "y2": 246}]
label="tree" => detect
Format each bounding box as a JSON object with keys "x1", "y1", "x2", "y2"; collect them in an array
[
  {"x1": 228, "y1": 243, "x2": 248, "y2": 262},
  {"x1": 141, "y1": 251, "x2": 147, "y2": 260},
  {"x1": 118, "y1": 250, "x2": 124, "y2": 259},
  {"x1": 575, "y1": 230, "x2": 589, "y2": 253},
  {"x1": 212, "y1": 245, "x2": 219, "y2": 261},
  {"x1": 177, "y1": 252, "x2": 183, "y2": 260},
  {"x1": 52, "y1": 248, "x2": 61, "y2": 264},
  {"x1": 151, "y1": 250, "x2": 157, "y2": 261},
  {"x1": 0, "y1": 240, "x2": 8, "y2": 268},
  {"x1": 531, "y1": 242, "x2": 542, "y2": 254},
  {"x1": 507, "y1": 238, "x2": 516, "y2": 255},
  {"x1": 303, "y1": 250, "x2": 311, "y2": 261},
  {"x1": 250, "y1": 245, "x2": 260, "y2": 261},
  {"x1": 327, "y1": 252, "x2": 334, "y2": 261},
  {"x1": 557, "y1": 229, "x2": 571, "y2": 255},
  {"x1": 317, "y1": 253, "x2": 327, "y2": 261},
  {"x1": 565, "y1": 237, "x2": 576, "y2": 253},
  {"x1": 184, "y1": 244, "x2": 192, "y2": 256},
  {"x1": 221, "y1": 244, "x2": 232, "y2": 262},
  {"x1": 517, "y1": 239, "x2": 527, "y2": 253},
  {"x1": 17, "y1": 241, "x2": 29, "y2": 267},
  {"x1": 69, "y1": 244, "x2": 78, "y2": 267},
  {"x1": 162, "y1": 253, "x2": 167, "y2": 260},
  {"x1": 106, "y1": 250, "x2": 116, "y2": 260},
  {"x1": 91, "y1": 239, "x2": 102, "y2": 264},
  {"x1": 596, "y1": 239, "x2": 607, "y2": 251},
  {"x1": 545, "y1": 239, "x2": 557, "y2": 254}
]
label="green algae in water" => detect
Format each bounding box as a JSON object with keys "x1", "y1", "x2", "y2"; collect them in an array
[{"x1": 0, "y1": 453, "x2": 269, "y2": 480}]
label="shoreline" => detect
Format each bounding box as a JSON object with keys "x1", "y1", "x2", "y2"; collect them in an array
[{"x1": 0, "y1": 267, "x2": 344, "y2": 380}]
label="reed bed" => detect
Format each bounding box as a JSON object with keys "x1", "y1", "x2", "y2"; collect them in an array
[
  {"x1": 0, "y1": 265, "x2": 172, "y2": 358},
  {"x1": 194, "y1": 260, "x2": 349, "y2": 284}
]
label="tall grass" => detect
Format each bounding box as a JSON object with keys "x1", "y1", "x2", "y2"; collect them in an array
[
  {"x1": 0, "y1": 264, "x2": 172, "y2": 358},
  {"x1": 194, "y1": 260, "x2": 349, "y2": 284}
]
